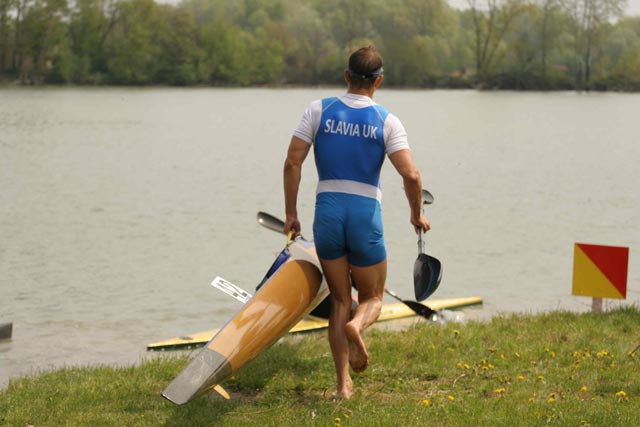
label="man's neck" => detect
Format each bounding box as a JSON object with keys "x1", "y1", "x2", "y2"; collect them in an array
[{"x1": 347, "y1": 88, "x2": 375, "y2": 98}]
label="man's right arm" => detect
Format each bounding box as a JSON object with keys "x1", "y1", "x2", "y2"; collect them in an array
[{"x1": 283, "y1": 136, "x2": 311, "y2": 236}]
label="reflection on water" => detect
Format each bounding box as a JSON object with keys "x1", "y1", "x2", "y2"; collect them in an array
[{"x1": 1, "y1": 88, "x2": 638, "y2": 388}]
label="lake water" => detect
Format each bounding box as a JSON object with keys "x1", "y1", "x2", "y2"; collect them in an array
[{"x1": 1, "y1": 88, "x2": 638, "y2": 389}]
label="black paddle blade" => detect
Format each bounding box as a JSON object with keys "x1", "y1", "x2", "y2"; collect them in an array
[
  {"x1": 422, "y1": 189, "x2": 434, "y2": 205},
  {"x1": 257, "y1": 211, "x2": 285, "y2": 234},
  {"x1": 413, "y1": 253, "x2": 442, "y2": 301},
  {"x1": 401, "y1": 299, "x2": 437, "y2": 319}
]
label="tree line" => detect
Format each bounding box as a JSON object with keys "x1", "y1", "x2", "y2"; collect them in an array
[{"x1": 0, "y1": 0, "x2": 639, "y2": 90}]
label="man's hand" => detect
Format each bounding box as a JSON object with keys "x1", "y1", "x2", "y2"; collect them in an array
[
  {"x1": 284, "y1": 216, "x2": 301, "y2": 238},
  {"x1": 412, "y1": 214, "x2": 431, "y2": 234}
]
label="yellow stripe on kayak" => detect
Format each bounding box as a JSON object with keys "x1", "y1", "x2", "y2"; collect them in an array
[{"x1": 147, "y1": 297, "x2": 483, "y2": 351}]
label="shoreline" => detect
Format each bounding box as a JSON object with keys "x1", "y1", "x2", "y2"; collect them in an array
[
  {"x1": 2, "y1": 303, "x2": 636, "y2": 392},
  {"x1": 1, "y1": 306, "x2": 638, "y2": 426},
  {"x1": 2, "y1": 79, "x2": 640, "y2": 93}
]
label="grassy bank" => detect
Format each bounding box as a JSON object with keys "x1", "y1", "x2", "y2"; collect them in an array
[{"x1": 1, "y1": 307, "x2": 639, "y2": 426}]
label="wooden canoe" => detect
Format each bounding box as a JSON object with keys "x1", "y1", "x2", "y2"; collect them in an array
[{"x1": 162, "y1": 238, "x2": 329, "y2": 405}]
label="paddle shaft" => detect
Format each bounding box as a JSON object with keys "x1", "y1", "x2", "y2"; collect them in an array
[
  {"x1": 417, "y1": 189, "x2": 432, "y2": 253},
  {"x1": 383, "y1": 288, "x2": 437, "y2": 319},
  {"x1": 413, "y1": 189, "x2": 443, "y2": 301},
  {"x1": 256, "y1": 211, "x2": 437, "y2": 321}
]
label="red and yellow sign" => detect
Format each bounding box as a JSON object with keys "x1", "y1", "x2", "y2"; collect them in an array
[{"x1": 572, "y1": 243, "x2": 629, "y2": 299}]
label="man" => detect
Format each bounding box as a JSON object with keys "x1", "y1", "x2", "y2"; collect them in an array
[{"x1": 283, "y1": 46, "x2": 430, "y2": 399}]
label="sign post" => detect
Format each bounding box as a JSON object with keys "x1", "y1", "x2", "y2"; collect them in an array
[{"x1": 572, "y1": 243, "x2": 629, "y2": 312}]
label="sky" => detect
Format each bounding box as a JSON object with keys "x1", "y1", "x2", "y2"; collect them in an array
[{"x1": 625, "y1": 0, "x2": 640, "y2": 15}]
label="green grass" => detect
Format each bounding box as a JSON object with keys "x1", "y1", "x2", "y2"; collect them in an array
[{"x1": 1, "y1": 307, "x2": 639, "y2": 426}]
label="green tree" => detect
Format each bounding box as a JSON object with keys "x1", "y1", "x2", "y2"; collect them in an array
[
  {"x1": 316, "y1": 0, "x2": 378, "y2": 46},
  {"x1": 68, "y1": 0, "x2": 117, "y2": 83},
  {"x1": 104, "y1": 0, "x2": 160, "y2": 84},
  {"x1": 280, "y1": 1, "x2": 341, "y2": 84},
  {"x1": 562, "y1": 0, "x2": 627, "y2": 88},
  {"x1": 0, "y1": 0, "x2": 14, "y2": 72},
  {"x1": 533, "y1": 0, "x2": 565, "y2": 85},
  {"x1": 467, "y1": 0, "x2": 526, "y2": 85},
  {"x1": 18, "y1": 0, "x2": 68, "y2": 83},
  {"x1": 153, "y1": 4, "x2": 201, "y2": 85},
  {"x1": 596, "y1": 16, "x2": 640, "y2": 88}
]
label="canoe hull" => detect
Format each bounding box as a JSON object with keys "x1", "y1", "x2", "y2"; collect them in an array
[{"x1": 163, "y1": 240, "x2": 326, "y2": 405}]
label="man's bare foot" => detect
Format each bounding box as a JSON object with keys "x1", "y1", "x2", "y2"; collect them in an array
[
  {"x1": 345, "y1": 321, "x2": 369, "y2": 373},
  {"x1": 335, "y1": 385, "x2": 353, "y2": 400},
  {"x1": 330, "y1": 377, "x2": 353, "y2": 400}
]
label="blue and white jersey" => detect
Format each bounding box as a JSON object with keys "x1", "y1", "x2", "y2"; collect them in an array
[{"x1": 293, "y1": 94, "x2": 409, "y2": 203}]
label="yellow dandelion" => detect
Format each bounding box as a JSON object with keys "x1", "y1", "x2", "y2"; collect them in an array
[
  {"x1": 343, "y1": 413, "x2": 350, "y2": 419},
  {"x1": 534, "y1": 411, "x2": 541, "y2": 418},
  {"x1": 453, "y1": 329, "x2": 460, "y2": 336},
  {"x1": 517, "y1": 375, "x2": 525, "y2": 381},
  {"x1": 494, "y1": 388, "x2": 506, "y2": 394},
  {"x1": 500, "y1": 353, "x2": 505, "y2": 359},
  {"x1": 463, "y1": 363, "x2": 470, "y2": 369},
  {"x1": 547, "y1": 397, "x2": 555, "y2": 404},
  {"x1": 549, "y1": 351, "x2": 556, "y2": 358},
  {"x1": 628, "y1": 351, "x2": 636, "y2": 359},
  {"x1": 537, "y1": 375, "x2": 544, "y2": 381},
  {"x1": 580, "y1": 385, "x2": 588, "y2": 393},
  {"x1": 421, "y1": 399, "x2": 431, "y2": 407},
  {"x1": 447, "y1": 395, "x2": 455, "y2": 401},
  {"x1": 615, "y1": 390, "x2": 627, "y2": 398},
  {"x1": 456, "y1": 362, "x2": 462, "y2": 368},
  {"x1": 529, "y1": 396, "x2": 536, "y2": 403}
]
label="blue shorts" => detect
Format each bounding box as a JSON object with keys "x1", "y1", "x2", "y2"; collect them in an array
[{"x1": 313, "y1": 192, "x2": 386, "y2": 267}]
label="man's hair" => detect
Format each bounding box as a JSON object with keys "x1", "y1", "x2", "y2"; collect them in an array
[{"x1": 348, "y1": 46, "x2": 383, "y2": 90}]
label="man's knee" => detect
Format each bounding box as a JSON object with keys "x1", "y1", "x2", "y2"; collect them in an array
[{"x1": 330, "y1": 292, "x2": 353, "y2": 308}]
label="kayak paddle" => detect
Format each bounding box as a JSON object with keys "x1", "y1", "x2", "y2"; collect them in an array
[{"x1": 413, "y1": 189, "x2": 442, "y2": 301}]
